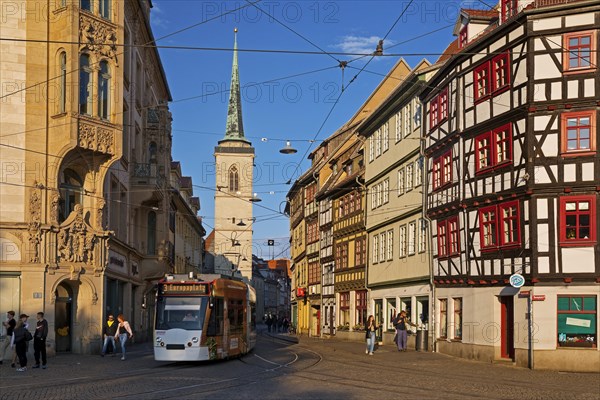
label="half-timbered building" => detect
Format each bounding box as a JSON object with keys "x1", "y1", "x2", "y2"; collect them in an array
[{"x1": 421, "y1": 0, "x2": 599, "y2": 372}]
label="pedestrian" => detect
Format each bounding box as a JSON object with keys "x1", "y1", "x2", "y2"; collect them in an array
[
  {"x1": 364, "y1": 315, "x2": 381, "y2": 355},
  {"x1": 101, "y1": 314, "x2": 118, "y2": 357},
  {"x1": 266, "y1": 314, "x2": 273, "y2": 333},
  {"x1": 114, "y1": 314, "x2": 133, "y2": 360},
  {"x1": 10, "y1": 319, "x2": 32, "y2": 372},
  {"x1": 32, "y1": 312, "x2": 48, "y2": 369},
  {"x1": 1, "y1": 311, "x2": 16, "y2": 365},
  {"x1": 12, "y1": 314, "x2": 29, "y2": 368},
  {"x1": 393, "y1": 310, "x2": 415, "y2": 352}
]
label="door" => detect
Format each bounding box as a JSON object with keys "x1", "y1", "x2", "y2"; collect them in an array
[
  {"x1": 500, "y1": 296, "x2": 514, "y2": 359},
  {"x1": 54, "y1": 282, "x2": 73, "y2": 352},
  {"x1": 374, "y1": 299, "x2": 383, "y2": 342},
  {"x1": 329, "y1": 306, "x2": 334, "y2": 335}
]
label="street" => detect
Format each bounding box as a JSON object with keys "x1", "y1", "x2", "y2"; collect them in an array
[{"x1": 1, "y1": 330, "x2": 598, "y2": 400}]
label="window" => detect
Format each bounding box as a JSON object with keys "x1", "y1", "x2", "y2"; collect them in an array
[
  {"x1": 453, "y1": 298, "x2": 462, "y2": 340},
  {"x1": 561, "y1": 111, "x2": 596, "y2": 155},
  {"x1": 474, "y1": 63, "x2": 489, "y2": 101},
  {"x1": 479, "y1": 201, "x2": 521, "y2": 250},
  {"x1": 228, "y1": 166, "x2": 239, "y2": 192},
  {"x1": 356, "y1": 291, "x2": 368, "y2": 327},
  {"x1": 371, "y1": 186, "x2": 376, "y2": 210},
  {"x1": 58, "y1": 52, "x2": 67, "y2": 114},
  {"x1": 501, "y1": 0, "x2": 517, "y2": 22},
  {"x1": 475, "y1": 124, "x2": 512, "y2": 172},
  {"x1": 379, "y1": 232, "x2": 385, "y2": 263},
  {"x1": 564, "y1": 31, "x2": 595, "y2": 72},
  {"x1": 459, "y1": 25, "x2": 468, "y2": 48},
  {"x1": 492, "y1": 52, "x2": 510, "y2": 92},
  {"x1": 382, "y1": 179, "x2": 389, "y2": 204},
  {"x1": 372, "y1": 235, "x2": 379, "y2": 264},
  {"x1": 415, "y1": 158, "x2": 422, "y2": 187},
  {"x1": 418, "y1": 218, "x2": 427, "y2": 253},
  {"x1": 80, "y1": 0, "x2": 92, "y2": 11},
  {"x1": 439, "y1": 299, "x2": 448, "y2": 339},
  {"x1": 406, "y1": 164, "x2": 414, "y2": 192},
  {"x1": 369, "y1": 136, "x2": 374, "y2": 162},
  {"x1": 98, "y1": 60, "x2": 110, "y2": 120},
  {"x1": 437, "y1": 216, "x2": 460, "y2": 258},
  {"x1": 147, "y1": 211, "x2": 157, "y2": 255},
  {"x1": 355, "y1": 236, "x2": 366, "y2": 266},
  {"x1": 375, "y1": 129, "x2": 381, "y2": 157},
  {"x1": 557, "y1": 295, "x2": 596, "y2": 348},
  {"x1": 59, "y1": 169, "x2": 83, "y2": 222},
  {"x1": 429, "y1": 87, "x2": 448, "y2": 130},
  {"x1": 397, "y1": 168, "x2": 405, "y2": 196},
  {"x1": 376, "y1": 183, "x2": 382, "y2": 208},
  {"x1": 433, "y1": 150, "x2": 452, "y2": 191},
  {"x1": 100, "y1": 0, "x2": 110, "y2": 19},
  {"x1": 404, "y1": 103, "x2": 412, "y2": 138},
  {"x1": 386, "y1": 230, "x2": 393, "y2": 260},
  {"x1": 408, "y1": 221, "x2": 416, "y2": 256},
  {"x1": 559, "y1": 196, "x2": 596, "y2": 246},
  {"x1": 382, "y1": 122, "x2": 389, "y2": 152},
  {"x1": 399, "y1": 225, "x2": 407, "y2": 258},
  {"x1": 414, "y1": 102, "x2": 421, "y2": 128},
  {"x1": 474, "y1": 53, "x2": 511, "y2": 102},
  {"x1": 79, "y1": 54, "x2": 92, "y2": 115},
  {"x1": 339, "y1": 292, "x2": 350, "y2": 326},
  {"x1": 395, "y1": 111, "x2": 402, "y2": 142}
]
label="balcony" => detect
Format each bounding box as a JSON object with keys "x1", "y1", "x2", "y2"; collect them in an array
[
  {"x1": 77, "y1": 116, "x2": 117, "y2": 157},
  {"x1": 130, "y1": 162, "x2": 166, "y2": 204}
]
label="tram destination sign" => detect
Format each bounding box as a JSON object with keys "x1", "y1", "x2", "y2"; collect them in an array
[{"x1": 162, "y1": 283, "x2": 209, "y2": 294}]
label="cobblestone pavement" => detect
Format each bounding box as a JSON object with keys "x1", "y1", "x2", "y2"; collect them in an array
[{"x1": 0, "y1": 330, "x2": 597, "y2": 400}]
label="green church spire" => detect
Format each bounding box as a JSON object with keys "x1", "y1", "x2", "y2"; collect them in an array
[{"x1": 222, "y1": 28, "x2": 249, "y2": 143}]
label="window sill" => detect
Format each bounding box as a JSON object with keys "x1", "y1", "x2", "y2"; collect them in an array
[
  {"x1": 563, "y1": 67, "x2": 597, "y2": 76},
  {"x1": 480, "y1": 244, "x2": 521, "y2": 253},
  {"x1": 561, "y1": 151, "x2": 596, "y2": 158},
  {"x1": 556, "y1": 345, "x2": 597, "y2": 350},
  {"x1": 51, "y1": 112, "x2": 68, "y2": 119},
  {"x1": 559, "y1": 241, "x2": 597, "y2": 248}
]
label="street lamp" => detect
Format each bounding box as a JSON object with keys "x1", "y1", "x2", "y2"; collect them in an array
[{"x1": 279, "y1": 141, "x2": 297, "y2": 154}]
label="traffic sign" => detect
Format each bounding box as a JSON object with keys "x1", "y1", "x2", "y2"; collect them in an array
[{"x1": 509, "y1": 273, "x2": 525, "y2": 288}]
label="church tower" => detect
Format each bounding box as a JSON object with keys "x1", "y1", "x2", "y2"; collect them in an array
[{"x1": 213, "y1": 29, "x2": 254, "y2": 280}]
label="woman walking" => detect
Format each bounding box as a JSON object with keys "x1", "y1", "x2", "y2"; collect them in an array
[
  {"x1": 114, "y1": 314, "x2": 133, "y2": 360},
  {"x1": 364, "y1": 315, "x2": 380, "y2": 355}
]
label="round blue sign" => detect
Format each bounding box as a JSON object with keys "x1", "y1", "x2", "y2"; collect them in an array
[{"x1": 509, "y1": 273, "x2": 525, "y2": 288}]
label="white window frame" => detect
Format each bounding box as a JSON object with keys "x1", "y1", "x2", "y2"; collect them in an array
[
  {"x1": 406, "y1": 164, "x2": 414, "y2": 192},
  {"x1": 395, "y1": 111, "x2": 402, "y2": 142},
  {"x1": 418, "y1": 218, "x2": 427, "y2": 253},
  {"x1": 369, "y1": 136, "x2": 374, "y2": 162},
  {"x1": 372, "y1": 234, "x2": 379, "y2": 264},
  {"x1": 375, "y1": 129, "x2": 382, "y2": 157},
  {"x1": 415, "y1": 159, "x2": 422, "y2": 187},
  {"x1": 387, "y1": 229, "x2": 394, "y2": 260},
  {"x1": 382, "y1": 121, "x2": 389, "y2": 152},
  {"x1": 404, "y1": 104, "x2": 412, "y2": 138},
  {"x1": 399, "y1": 225, "x2": 407, "y2": 258},
  {"x1": 383, "y1": 179, "x2": 389, "y2": 204},
  {"x1": 397, "y1": 168, "x2": 405, "y2": 196},
  {"x1": 379, "y1": 232, "x2": 386, "y2": 263},
  {"x1": 408, "y1": 221, "x2": 416, "y2": 256}
]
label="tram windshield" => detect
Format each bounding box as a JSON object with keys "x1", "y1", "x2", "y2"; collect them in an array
[{"x1": 155, "y1": 296, "x2": 208, "y2": 330}]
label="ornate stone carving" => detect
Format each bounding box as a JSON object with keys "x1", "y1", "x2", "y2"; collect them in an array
[
  {"x1": 78, "y1": 122, "x2": 114, "y2": 155},
  {"x1": 28, "y1": 184, "x2": 42, "y2": 263},
  {"x1": 56, "y1": 204, "x2": 96, "y2": 265},
  {"x1": 79, "y1": 14, "x2": 118, "y2": 64},
  {"x1": 96, "y1": 198, "x2": 105, "y2": 229},
  {"x1": 50, "y1": 193, "x2": 60, "y2": 225}
]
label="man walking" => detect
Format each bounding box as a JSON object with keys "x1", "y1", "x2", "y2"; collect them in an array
[
  {"x1": 32, "y1": 312, "x2": 48, "y2": 369},
  {"x1": 101, "y1": 314, "x2": 118, "y2": 357},
  {"x1": 1, "y1": 311, "x2": 16, "y2": 365}
]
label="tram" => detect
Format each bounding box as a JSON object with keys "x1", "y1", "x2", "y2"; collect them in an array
[{"x1": 153, "y1": 273, "x2": 256, "y2": 361}]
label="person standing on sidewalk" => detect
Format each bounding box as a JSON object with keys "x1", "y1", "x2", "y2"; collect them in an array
[
  {"x1": 11, "y1": 314, "x2": 29, "y2": 368},
  {"x1": 364, "y1": 315, "x2": 381, "y2": 355},
  {"x1": 10, "y1": 319, "x2": 31, "y2": 372},
  {"x1": 101, "y1": 315, "x2": 118, "y2": 357},
  {"x1": 115, "y1": 314, "x2": 133, "y2": 360},
  {"x1": 32, "y1": 312, "x2": 48, "y2": 369},
  {"x1": 393, "y1": 310, "x2": 415, "y2": 352},
  {"x1": 1, "y1": 311, "x2": 16, "y2": 365}
]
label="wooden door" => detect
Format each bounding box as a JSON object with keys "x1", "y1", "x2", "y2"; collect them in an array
[{"x1": 500, "y1": 296, "x2": 515, "y2": 359}]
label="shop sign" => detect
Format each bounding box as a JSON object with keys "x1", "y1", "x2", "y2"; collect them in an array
[
  {"x1": 519, "y1": 290, "x2": 531, "y2": 297},
  {"x1": 509, "y1": 273, "x2": 525, "y2": 288},
  {"x1": 532, "y1": 295, "x2": 546, "y2": 301},
  {"x1": 296, "y1": 287, "x2": 305, "y2": 298},
  {"x1": 109, "y1": 250, "x2": 126, "y2": 269}
]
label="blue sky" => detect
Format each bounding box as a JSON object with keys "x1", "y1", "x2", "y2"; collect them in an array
[{"x1": 149, "y1": 1, "x2": 474, "y2": 259}]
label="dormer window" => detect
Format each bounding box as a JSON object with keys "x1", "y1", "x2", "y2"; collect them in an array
[
  {"x1": 459, "y1": 25, "x2": 468, "y2": 48},
  {"x1": 501, "y1": 0, "x2": 517, "y2": 22}
]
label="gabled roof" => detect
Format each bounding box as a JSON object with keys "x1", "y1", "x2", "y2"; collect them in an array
[{"x1": 436, "y1": 39, "x2": 459, "y2": 64}]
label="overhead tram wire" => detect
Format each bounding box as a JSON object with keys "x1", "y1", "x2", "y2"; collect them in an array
[
  {"x1": 0, "y1": 0, "x2": 264, "y2": 101},
  {"x1": 243, "y1": 0, "x2": 341, "y2": 64},
  {"x1": 282, "y1": 0, "x2": 417, "y2": 185}
]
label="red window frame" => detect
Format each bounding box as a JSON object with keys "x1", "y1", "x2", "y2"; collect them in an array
[
  {"x1": 478, "y1": 201, "x2": 521, "y2": 251},
  {"x1": 439, "y1": 88, "x2": 448, "y2": 122},
  {"x1": 429, "y1": 87, "x2": 448, "y2": 130},
  {"x1": 563, "y1": 31, "x2": 596, "y2": 73},
  {"x1": 433, "y1": 150, "x2": 452, "y2": 191},
  {"x1": 559, "y1": 196, "x2": 597, "y2": 247},
  {"x1": 501, "y1": 0, "x2": 517, "y2": 22},
  {"x1": 561, "y1": 111, "x2": 596, "y2": 156},
  {"x1": 491, "y1": 52, "x2": 510, "y2": 93},
  {"x1": 459, "y1": 25, "x2": 468, "y2": 49},
  {"x1": 437, "y1": 216, "x2": 460, "y2": 258},
  {"x1": 339, "y1": 292, "x2": 350, "y2": 310},
  {"x1": 474, "y1": 63, "x2": 490, "y2": 102},
  {"x1": 475, "y1": 124, "x2": 513, "y2": 173}
]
